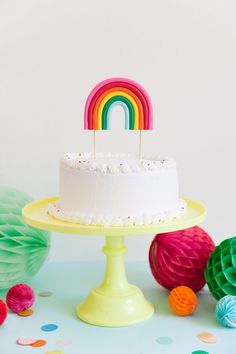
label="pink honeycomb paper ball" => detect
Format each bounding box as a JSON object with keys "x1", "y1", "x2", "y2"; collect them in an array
[
  {"x1": 6, "y1": 284, "x2": 35, "y2": 313},
  {"x1": 0, "y1": 299, "x2": 7, "y2": 325},
  {"x1": 149, "y1": 226, "x2": 215, "y2": 293}
]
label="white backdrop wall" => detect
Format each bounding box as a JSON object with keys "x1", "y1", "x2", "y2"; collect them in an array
[{"x1": 0, "y1": 0, "x2": 236, "y2": 261}]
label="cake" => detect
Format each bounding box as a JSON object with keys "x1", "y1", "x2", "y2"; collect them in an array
[
  {"x1": 47, "y1": 78, "x2": 186, "y2": 226},
  {"x1": 48, "y1": 152, "x2": 185, "y2": 226}
]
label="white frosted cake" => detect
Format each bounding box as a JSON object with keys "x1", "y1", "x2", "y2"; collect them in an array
[{"x1": 47, "y1": 152, "x2": 186, "y2": 226}]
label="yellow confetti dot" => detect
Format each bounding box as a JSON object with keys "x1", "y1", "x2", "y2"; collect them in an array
[
  {"x1": 197, "y1": 332, "x2": 218, "y2": 344},
  {"x1": 18, "y1": 309, "x2": 34, "y2": 317}
]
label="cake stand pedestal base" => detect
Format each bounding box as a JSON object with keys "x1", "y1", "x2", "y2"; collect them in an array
[
  {"x1": 76, "y1": 236, "x2": 154, "y2": 327},
  {"x1": 22, "y1": 197, "x2": 207, "y2": 327}
]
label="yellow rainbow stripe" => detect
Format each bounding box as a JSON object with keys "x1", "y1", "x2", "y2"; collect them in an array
[{"x1": 97, "y1": 91, "x2": 139, "y2": 129}]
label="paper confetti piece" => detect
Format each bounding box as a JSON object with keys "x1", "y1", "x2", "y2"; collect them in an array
[
  {"x1": 45, "y1": 351, "x2": 64, "y2": 354},
  {"x1": 156, "y1": 336, "x2": 173, "y2": 345},
  {"x1": 31, "y1": 339, "x2": 47, "y2": 347},
  {"x1": 192, "y1": 351, "x2": 210, "y2": 354},
  {"x1": 38, "y1": 291, "x2": 53, "y2": 297},
  {"x1": 41, "y1": 323, "x2": 58, "y2": 332},
  {"x1": 197, "y1": 332, "x2": 217, "y2": 344},
  {"x1": 56, "y1": 339, "x2": 72, "y2": 347},
  {"x1": 17, "y1": 337, "x2": 37, "y2": 345},
  {"x1": 18, "y1": 309, "x2": 34, "y2": 317}
]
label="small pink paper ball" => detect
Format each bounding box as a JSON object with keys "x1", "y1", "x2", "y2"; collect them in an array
[
  {"x1": 149, "y1": 226, "x2": 215, "y2": 292},
  {"x1": 0, "y1": 299, "x2": 7, "y2": 325},
  {"x1": 6, "y1": 284, "x2": 35, "y2": 314}
]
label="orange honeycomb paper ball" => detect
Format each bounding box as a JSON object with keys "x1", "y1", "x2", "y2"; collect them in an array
[{"x1": 168, "y1": 286, "x2": 198, "y2": 316}]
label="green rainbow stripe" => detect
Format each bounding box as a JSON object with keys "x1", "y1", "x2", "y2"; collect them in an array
[{"x1": 102, "y1": 96, "x2": 135, "y2": 130}]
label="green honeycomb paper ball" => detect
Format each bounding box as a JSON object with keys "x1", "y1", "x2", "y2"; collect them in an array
[
  {"x1": 205, "y1": 237, "x2": 236, "y2": 300},
  {"x1": 0, "y1": 186, "x2": 50, "y2": 289}
]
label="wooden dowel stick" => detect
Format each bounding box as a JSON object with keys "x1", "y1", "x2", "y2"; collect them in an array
[
  {"x1": 139, "y1": 130, "x2": 142, "y2": 160},
  {"x1": 93, "y1": 130, "x2": 96, "y2": 158}
]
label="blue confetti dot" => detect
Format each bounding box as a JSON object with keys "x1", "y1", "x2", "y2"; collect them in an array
[
  {"x1": 41, "y1": 323, "x2": 58, "y2": 332},
  {"x1": 156, "y1": 336, "x2": 173, "y2": 345}
]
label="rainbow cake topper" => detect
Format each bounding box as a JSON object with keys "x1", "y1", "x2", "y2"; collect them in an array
[{"x1": 84, "y1": 78, "x2": 153, "y2": 130}]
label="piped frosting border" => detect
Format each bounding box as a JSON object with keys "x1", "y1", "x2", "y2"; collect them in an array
[
  {"x1": 47, "y1": 199, "x2": 186, "y2": 227},
  {"x1": 61, "y1": 152, "x2": 177, "y2": 174}
]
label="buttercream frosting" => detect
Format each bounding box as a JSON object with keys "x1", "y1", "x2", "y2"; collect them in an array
[{"x1": 47, "y1": 152, "x2": 186, "y2": 226}]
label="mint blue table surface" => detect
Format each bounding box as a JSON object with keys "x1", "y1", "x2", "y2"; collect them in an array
[{"x1": 0, "y1": 261, "x2": 234, "y2": 354}]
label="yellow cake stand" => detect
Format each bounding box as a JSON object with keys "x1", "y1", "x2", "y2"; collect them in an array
[{"x1": 22, "y1": 197, "x2": 207, "y2": 327}]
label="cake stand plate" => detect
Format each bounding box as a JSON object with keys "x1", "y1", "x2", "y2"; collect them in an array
[
  {"x1": 23, "y1": 197, "x2": 206, "y2": 327},
  {"x1": 22, "y1": 197, "x2": 206, "y2": 235}
]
